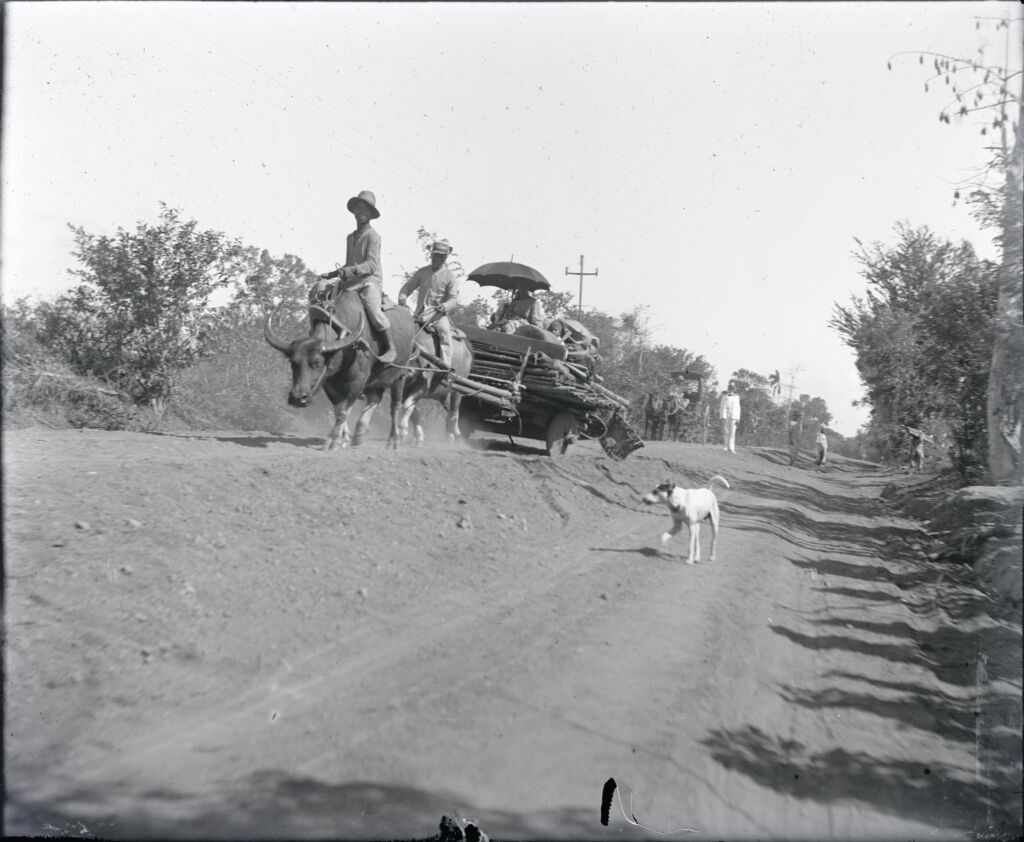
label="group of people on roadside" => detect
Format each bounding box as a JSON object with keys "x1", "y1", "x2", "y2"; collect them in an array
[
  {"x1": 784, "y1": 409, "x2": 829, "y2": 468},
  {"x1": 310, "y1": 188, "x2": 547, "y2": 370},
  {"x1": 722, "y1": 390, "x2": 829, "y2": 467}
]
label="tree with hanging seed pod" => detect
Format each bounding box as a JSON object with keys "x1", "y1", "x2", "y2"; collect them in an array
[{"x1": 887, "y1": 14, "x2": 1023, "y2": 483}]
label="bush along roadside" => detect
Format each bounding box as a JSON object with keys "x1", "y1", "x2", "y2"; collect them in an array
[{"x1": 886, "y1": 474, "x2": 1024, "y2": 607}]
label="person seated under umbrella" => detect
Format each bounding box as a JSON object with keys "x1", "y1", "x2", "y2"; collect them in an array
[{"x1": 490, "y1": 284, "x2": 546, "y2": 334}]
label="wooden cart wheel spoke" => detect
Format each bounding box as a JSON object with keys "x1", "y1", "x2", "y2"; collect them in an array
[{"x1": 546, "y1": 411, "x2": 581, "y2": 457}]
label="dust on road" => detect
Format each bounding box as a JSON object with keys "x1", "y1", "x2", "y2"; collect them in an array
[{"x1": 3, "y1": 429, "x2": 1021, "y2": 840}]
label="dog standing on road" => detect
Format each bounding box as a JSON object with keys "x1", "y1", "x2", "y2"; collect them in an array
[{"x1": 643, "y1": 475, "x2": 730, "y2": 564}]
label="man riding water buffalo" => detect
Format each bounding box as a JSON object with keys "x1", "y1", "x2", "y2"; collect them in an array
[
  {"x1": 398, "y1": 241, "x2": 460, "y2": 371},
  {"x1": 312, "y1": 189, "x2": 397, "y2": 364},
  {"x1": 264, "y1": 189, "x2": 419, "y2": 449}
]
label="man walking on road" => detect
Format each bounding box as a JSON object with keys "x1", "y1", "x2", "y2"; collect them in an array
[
  {"x1": 399, "y1": 241, "x2": 460, "y2": 369},
  {"x1": 719, "y1": 383, "x2": 741, "y2": 453},
  {"x1": 314, "y1": 189, "x2": 397, "y2": 364},
  {"x1": 900, "y1": 423, "x2": 929, "y2": 473}
]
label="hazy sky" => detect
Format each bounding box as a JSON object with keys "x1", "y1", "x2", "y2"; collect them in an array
[{"x1": 2, "y1": 2, "x2": 1020, "y2": 435}]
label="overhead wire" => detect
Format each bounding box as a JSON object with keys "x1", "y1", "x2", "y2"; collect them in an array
[
  {"x1": 155, "y1": 7, "x2": 557, "y2": 247},
  {"x1": 102, "y1": 7, "x2": 489, "y2": 231},
  {"x1": 108, "y1": 5, "x2": 571, "y2": 274}
]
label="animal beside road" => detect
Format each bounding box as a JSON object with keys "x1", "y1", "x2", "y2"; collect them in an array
[
  {"x1": 643, "y1": 475, "x2": 730, "y2": 564},
  {"x1": 643, "y1": 381, "x2": 703, "y2": 443},
  {"x1": 643, "y1": 393, "x2": 669, "y2": 440},
  {"x1": 662, "y1": 394, "x2": 684, "y2": 440}
]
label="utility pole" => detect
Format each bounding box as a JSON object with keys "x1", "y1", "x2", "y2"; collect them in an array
[
  {"x1": 565, "y1": 255, "x2": 598, "y2": 319},
  {"x1": 783, "y1": 365, "x2": 804, "y2": 416},
  {"x1": 783, "y1": 364, "x2": 805, "y2": 438}
]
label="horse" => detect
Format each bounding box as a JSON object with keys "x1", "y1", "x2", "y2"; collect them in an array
[
  {"x1": 397, "y1": 327, "x2": 475, "y2": 446},
  {"x1": 643, "y1": 392, "x2": 668, "y2": 441},
  {"x1": 263, "y1": 289, "x2": 417, "y2": 450},
  {"x1": 663, "y1": 394, "x2": 685, "y2": 441},
  {"x1": 665, "y1": 374, "x2": 705, "y2": 442}
]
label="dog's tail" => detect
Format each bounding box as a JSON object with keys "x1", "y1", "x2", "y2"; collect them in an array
[{"x1": 707, "y1": 474, "x2": 730, "y2": 490}]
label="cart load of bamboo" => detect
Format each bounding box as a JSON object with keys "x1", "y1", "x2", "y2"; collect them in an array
[
  {"x1": 442, "y1": 325, "x2": 638, "y2": 460},
  {"x1": 455, "y1": 325, "x2": 630, "y2": 415}
]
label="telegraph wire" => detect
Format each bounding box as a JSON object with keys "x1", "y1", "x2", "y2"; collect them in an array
[
  {"x1": 110, "y1": 5, "x2": 570, "y2": 272},
  {"x1": 155, "y1": 7, "x2": 544, "y2": 238}
]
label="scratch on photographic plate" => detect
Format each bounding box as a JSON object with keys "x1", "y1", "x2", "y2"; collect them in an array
[{"x1": 600, "y1": 777, "x2": 699, "y2": 834}]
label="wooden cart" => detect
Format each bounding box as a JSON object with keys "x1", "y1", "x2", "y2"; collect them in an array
[{"x1": 435, "y1": 324, "x2": 643, "y2": 459}]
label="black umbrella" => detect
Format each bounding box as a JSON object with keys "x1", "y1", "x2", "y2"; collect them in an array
[{"x1": 467, "y1": 261, "x2": 551, "y2": 292}]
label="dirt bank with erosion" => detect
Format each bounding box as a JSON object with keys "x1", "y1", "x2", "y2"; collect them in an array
[{"x1": 3, "y1": 427, "x2": 1021, "y2": 840}]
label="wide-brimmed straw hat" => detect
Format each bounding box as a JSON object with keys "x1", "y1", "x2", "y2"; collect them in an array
[
  {"x1": 430, "y1": 241, "x2": 452, "y2": 255},
  {"x1": 346, "y1": 190, "x2": 380, "y2": 219}
]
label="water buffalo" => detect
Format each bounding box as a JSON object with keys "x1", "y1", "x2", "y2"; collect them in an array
[
  {"x1": 263, "y1": 290, "x2": 416, "y2": 450},
  {"x1": 396, "y1": 333, "x2": 474, "y2": 445}
]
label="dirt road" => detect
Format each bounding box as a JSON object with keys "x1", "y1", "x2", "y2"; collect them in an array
[{"x1": 4, "y1": 428, "x2": 1021, "y2": 840}]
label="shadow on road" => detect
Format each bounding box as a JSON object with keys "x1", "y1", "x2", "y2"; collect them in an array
[
  {"x1": 750, "y1": 448, "x2": 885, "y2": 476},
  {"x1": 740, "y1": 477, "x2": 879, "y2": 518},
  {"x1": 728, "y1": 502, "x2": 920, "y2": 560},
  {"x1": 591, "y1": 546, "x2": 664, "y2": 558},
  {"x1": 147, "y1": 431, "x2": 325, "y2": 450},
  {"x1": 6, "y1": 774, "x2": 603, "y2": 840},
  {"x1": 701, "y1": 451, "x2": 1023, "y2": 838},
  {"x1": 700, "y1": 724, "x2": 1018, "y2": 838}
]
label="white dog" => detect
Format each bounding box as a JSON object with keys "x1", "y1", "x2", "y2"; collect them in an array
[{"x1": 642, "y1": 475, "x2": 730, "y2": 564}]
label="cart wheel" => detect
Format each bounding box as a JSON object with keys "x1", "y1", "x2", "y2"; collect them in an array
[{"x1": 546, "y1": 411, "x2": 581, "y2": 457}]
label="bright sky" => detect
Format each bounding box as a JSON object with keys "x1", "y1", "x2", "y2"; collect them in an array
[{"x1": 3, "y1": 1, "x2": 1021, "y2": 435}]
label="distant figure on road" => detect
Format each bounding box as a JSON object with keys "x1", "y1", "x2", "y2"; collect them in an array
[
  {"x1": 815, "y1": 424, "x2": 829, "y2": 467},
  {"x1": 900, "y1": 423, "x2": 929, "y2": 473},
  {"x1": 719, "y1": 383, "x2": 741, "y2": 453}
]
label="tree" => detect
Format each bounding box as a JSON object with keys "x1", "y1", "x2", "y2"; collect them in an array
[
  {"x1": 832, "y1": 223, "x2": 998, "y2": 480},
  {"x1": 398, "y1": 227, "x2": 465, "y2": 281},
  {"x1": 174, "y1": 248, "x2": 319, "y2": 431},
  {"x1": 536, "y1": 289, "x2": 577, "y2": 321},
  {"x1": 449, "y1": 296, "x2": 495, "y2": 328},
  {"x1": 795, "y1": 394, "x2": 832, "y2": 427},
  {"x1": 40, "y1": 204, "x2": 244, "y2": 409},
  {"x1": 888, "y1": 17, "x2": 1023, "y2": 482},
  {"x1": 613, "y1": 306, "x2": 654, "y2": 383},
  {"x1": 728, "y1": 369, "x2": 782, "y2": 445}
]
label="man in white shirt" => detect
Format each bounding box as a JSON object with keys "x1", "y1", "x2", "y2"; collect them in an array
[{"x1": 719, "y1": 383, "x2": 741, "y2": 453}]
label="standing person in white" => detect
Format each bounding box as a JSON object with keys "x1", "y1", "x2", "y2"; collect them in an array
[
  {"x1": 815, "y1": 424, "x2": 829, "y2": 467},
  {"x1": 719, "y1": 383, "x2": 741, "y2": 453}
]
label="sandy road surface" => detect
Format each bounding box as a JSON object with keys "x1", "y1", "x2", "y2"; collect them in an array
[{"x1": 3, "y1": 428, "x2": 1021, "y2": 840}]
